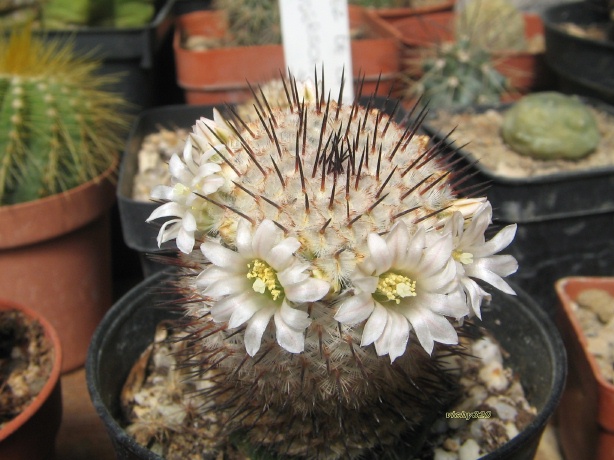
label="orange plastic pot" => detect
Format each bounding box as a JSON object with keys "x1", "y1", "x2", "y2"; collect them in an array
[
  {"x1": 173, "y1": 6, "x2": 401, "y2": 105},
  {"x1": 555, "y1": 276, "x2": 614, "y2": 460},
  {"x1": 0, "y1": 163, "x2": 117, "y2": 372},
  {"x1": 365, "y1": 9, "x2": 555, "y2": 95},
  {"x1": 0, "y1": 299, "x2": 63, "y2": 460}
]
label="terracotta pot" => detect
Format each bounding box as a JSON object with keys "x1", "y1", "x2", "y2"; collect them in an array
[
  {"x1": 365, "y1": 9, "x2": 556, "y2": 95},
  {"x1": 173, "y1": 6, "x2": 401, "y2": 104},
  {"x1": 366, "y1": 0, "x2": 454, "y2": 19},
  {"x1": 0, "y1": 299, "x2": 63, "y2": 460},
  {"x1": 0, "y1": 163, "x2": 117, "y2": 372},
  {"x1": 555, "y1": 276, "x2": 614, "y2": 460}
]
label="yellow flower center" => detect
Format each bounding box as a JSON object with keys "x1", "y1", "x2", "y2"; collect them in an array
[
  {"x1": 173, "y1": 183, "x2": 191, "y2": 197},
  {"x1": 376, "y1": 272, "x2": 417, "y2": 304},
  {"x1": 453, "y1": 250, "x2": 474, "y2": 265},
  {"x1": 246, "y1": 259, "x2": 282, "y2": 301}
]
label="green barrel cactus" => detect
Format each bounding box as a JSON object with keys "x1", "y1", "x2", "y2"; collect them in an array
[
  {"x1": 0, "y1": 27, "x2": 127, "y2": 205},
  {"x1": 213, "y1": 0, "x2": 281, "y2": 46},
  {"x1": 501, "y1": 92, "x2": 601, "y2": 160},
  {"x1": 144, "y1": 74, "x2": 520, "y2": 458}
]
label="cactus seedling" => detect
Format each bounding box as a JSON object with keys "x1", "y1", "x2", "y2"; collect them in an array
[
  {"x1": 454, "y1": 0, "x2": 527, "y2": 52},
  {"x1": 212, "y1": 0, "x2": 281, "y2": 46},
  {"x1": 404, "y1": 36, "x2": 509, "y2": 109},
  {"x1": 145, "y1": 74, "x2": 519, "y2": 458},
  {"x1": 0, "y1": 26, "x2": 127, "y2": 205}
]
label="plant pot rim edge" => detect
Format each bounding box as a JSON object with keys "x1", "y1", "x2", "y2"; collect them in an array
[{"x1": 0, "y1": 298, "x2": 62, "y2": 442}]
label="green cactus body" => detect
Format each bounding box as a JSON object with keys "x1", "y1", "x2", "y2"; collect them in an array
[
  {"x1": 213, "y1": 0, "x2": 281, "y2": 46},
  {"x1": 454, "y1": 0, "x2": 526, "y2": 52},
  {"x1": 407, "y1": 37, "x2": 508, "y2": 109},
  {"x1": 144, "y1": 76, "x2": 520, "y2": 458},
  {"x1": 0, "y1": 28, "x2": 127, "y2": 205},
  {"x1": 501, "y1": 92, "x2": 601, "y2": 160}
]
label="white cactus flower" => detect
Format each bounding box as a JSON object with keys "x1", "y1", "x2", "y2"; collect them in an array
[
  {"x1": 334, "y1": 221, "x2": 468, "y2": 361},
  {"x1": 147, "y1": 137, "x2": 225, "y2": 254},
  {"x1": 197, "y1": 219, "x2": 330, "y2": 356},
  {"x1": 445, "y1": 202, "x2": 518, "y2": 318}
]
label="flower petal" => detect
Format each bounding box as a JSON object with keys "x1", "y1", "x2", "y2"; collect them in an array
[
  {"x1": 202, "y1": 275, "x2": 248, "y2": 299},
  {"x1": 201, "y1": 240, "x2": 244, "y2": 268},
  {"x1": 244, "y1": 306, "x2": 276, "y2": 356},
  {"x1": 228, "y1": 295, "x2": 268, "y2": 329},
  {"x1": 147, "y1": 201, "x2": 184, "y2": 222},
  {"x1": 472, "y1": 224, "x2": 517, "y2": 258},
  {"x1": 268, "y1": 237, "x2": 301, "y2": 271},
  {"x1": 211, "y1": 291, "x2": 253, "y2": 323},
  {"x1": 334, "y1": 293, "x2": 375, "y2": 325},
  {"x1": 235, "y1": 219, "x2": 255, "y2": 258},
  {"x1": 252, "y1": 219, "x2": 279, "y2": 258},
  {"x1": 283, "y1": 277, "x2": 330, "y2": 303},
  {"x1": 367, "y1": 232, "x2": 393, "y2": 275},
  {"x1": 278, "y1": 300, "x2": 311, "y2": 330},
  {"x1": 274, "y1": 301, "x2": 307, "y2": 353},
  {"x1": 361, "y1": 302, "x2": 388, "y2": 347}
]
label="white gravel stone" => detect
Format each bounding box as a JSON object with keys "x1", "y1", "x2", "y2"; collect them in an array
[
  {"x1": 434, "y1": 447, "x2": 459, "y2": 460},
  {"x1": 458, "y1": 439, "x2": 481, "y2": 460},
  {"x1": 472, "y1": 337, "x2": 503, "y2": 364},
  {"x1": 479, "y1": 360, "x2": 509, "y2": 392}
]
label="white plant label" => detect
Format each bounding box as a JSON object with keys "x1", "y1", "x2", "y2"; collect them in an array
[{"x1": 279, "y1": 0, "x2": 354, "y2": 103}]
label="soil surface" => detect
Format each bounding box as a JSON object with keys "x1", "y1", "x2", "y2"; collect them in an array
[
  {"x1": 0, "y1": 309, "x2": 54, "y2": 428},
  {"x1": 570, "y1": 288, "x2": 614, "y2": 385},
  {"x1": 120, "y1": 322, "x2": 536, "y2": 460}
]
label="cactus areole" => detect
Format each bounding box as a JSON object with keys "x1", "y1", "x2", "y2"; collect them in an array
[
  {"x1": 146, "y1": 75, "x2": 519, "y2": 458},
  {"x1": 0, "y1": 27, "x2": 126, "y2": 205}
]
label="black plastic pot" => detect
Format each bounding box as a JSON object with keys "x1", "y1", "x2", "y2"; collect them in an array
[
  {"x1": 40, "y1": 0, "x2": 178, "y2": 112},
  {"x1": 86, "y1": 270, "x2": 566, "y2": 460},
  {"x1": 543, "y1": 2, "x2": 614, "y2": 105},
  {"x1": 422, "y1": 100, "x2": 614, "y2": 317},
  {"x1": 117, "y1": 104, "x2": 216, "y2": 277}
]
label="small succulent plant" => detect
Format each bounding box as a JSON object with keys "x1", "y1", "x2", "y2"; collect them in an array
[
  {"x1": 404, "y1": 36, "x2": 509, "y2": 109},
  {"x1": 501, "y1": 92, "x2": 601, "y2": 160},
  {"x1": 212, "y1": 0, "x2": 281, "y2": 46},
  {"x1": 0, "y1": 27, "x2": 127, "y2": 205},
  {"x1": 454, "y1": 0, "x2": 527, "y2": 52},
  {"x1": 147, "y1": 74, "x2": 518, "y2": 458}
]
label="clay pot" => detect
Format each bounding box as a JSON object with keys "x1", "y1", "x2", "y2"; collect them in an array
[
  {"x1": 173, "y1": 6, "x2": 401, "y2": 104},
  {"x1": 555, "y1": 276, "x2": 614, "y2": 460},
  {"x1": 365, "y1": 9, "x2": 555, "y2": 95},
  {"x1": 366, "y1": 0, "x2": 454, "y2": 19},
  {"x1": 0, "y1": 299, "x2": 63, "y2": 460},
  {"x1": 0, "y1": 163, "x2": 117, "y2": 372}
]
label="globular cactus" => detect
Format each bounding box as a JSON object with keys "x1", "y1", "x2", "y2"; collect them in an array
[
  {"x1": 501, "y1": 92, "x2": 601, "y2": 160},
  {"x1": 147, "y1": 74, "x2": 519, "y2": 459},
  {"x1": 213, "y1": 0, "x2": 281, "y2": 46},
  {"x1": 454, "y1": 0, "x2": 526, "y2": 52},
  {"x1": 404, "y1": 36, "x2": 508, "y2": 109},
  {"x1": 0, "y1": 27, "x2": 127, "y2": 205}
]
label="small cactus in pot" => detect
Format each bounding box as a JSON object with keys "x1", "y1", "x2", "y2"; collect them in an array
[
  {"x1": 145, "y1": 75, "x2": 519, "y2": 458},
  {"x1": 403, "y1": 35, "x2": 509, "y2": 109},
  {"x1": 0, "y1": 26, "x2": 127, "y2": 205},
  {"x1": 501, "y1": 92, "x2": 601, "y2": 161}
]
